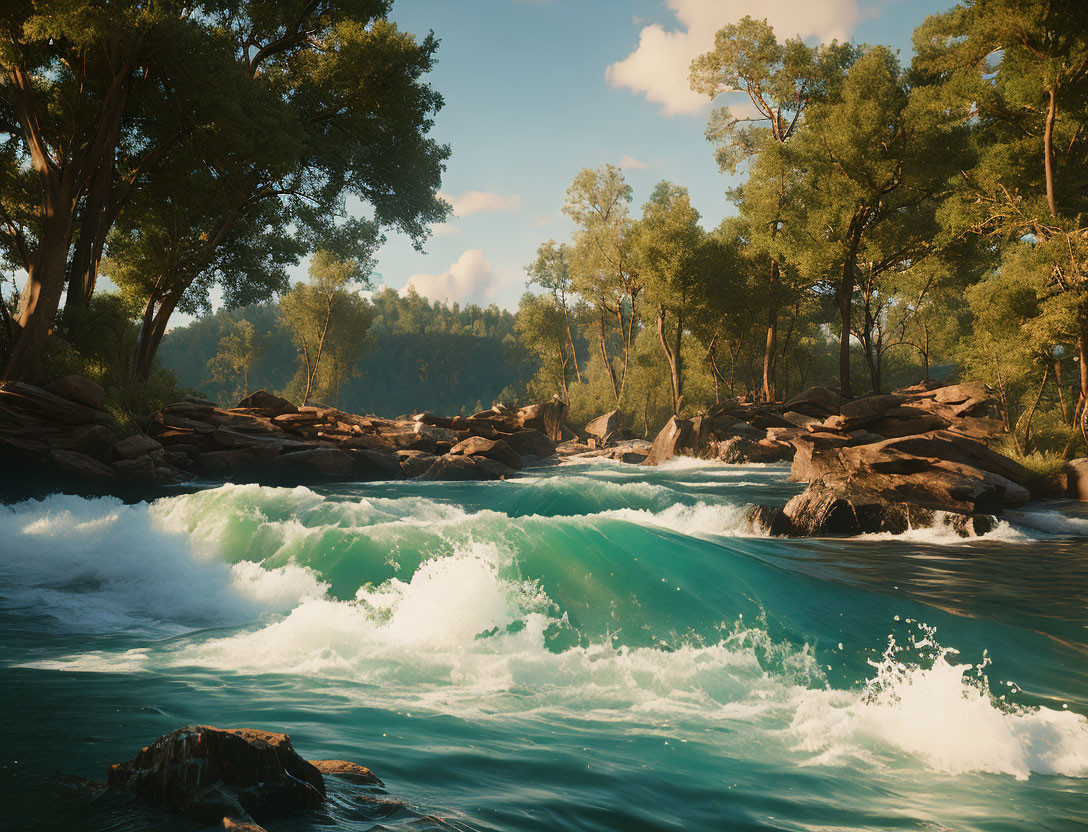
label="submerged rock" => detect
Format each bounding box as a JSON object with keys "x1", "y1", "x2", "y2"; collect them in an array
[{"x1": 107, "y1": 726, "x2": 325, "y2": 825}]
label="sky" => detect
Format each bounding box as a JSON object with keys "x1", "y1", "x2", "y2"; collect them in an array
[{"x1": 364, "y1": 0, "x2": 953, "y2": 311}]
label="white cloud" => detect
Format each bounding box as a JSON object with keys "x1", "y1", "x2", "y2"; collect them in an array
[
  {"x1": 403, "y1": 250, "x2": 512, "y2": 306},
  {"x1": 440, "y1": 190, "x2": 522, "y2": 218},
  {"x1": 619, "y1": 154, "x2": 651, "y2": 169},
  {"x1": 429, "y1": 222, "x2": 460, "y2": 236},
  {"x1": 606, "y1": 0, "x2": 864, "y2": 117}
]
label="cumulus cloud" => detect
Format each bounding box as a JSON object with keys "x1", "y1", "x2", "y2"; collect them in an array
[
  {"x1": 429, "y1": 223, "x2": 460, "y2": 236},
  {"x1": 440, "y1": 190, "x2": 522, "y2": 218},
  {"x1": 619, "y1": 154, "x2": 651, "y2": 169},
  {"x1": 403, "y1": 250, "x2": 511, "y2": 305},
  {"x1": 606, "y1": 0, "x2": 864, "y2": 117}
]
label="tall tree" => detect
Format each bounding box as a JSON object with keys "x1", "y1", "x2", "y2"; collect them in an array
[
  {"x1": 632, "y1": 182, "x2": 706, "y2": 415},
  {"x1": 526, "y1": 240, "x2": 581, "y2": 382},
  {"x1": 564, "y1": 165, "x2": 640, "y2": 403},
  {"x1": 914, "y1": 0, "x2": 1088, "y2": 437},
  {"x1": 690, "y1": 16, "x2": 855, "y2": 401},
  {"x1": 280, "y1": 250, "x2": 373, "y2": 405},
  {"x1": 0, "y1": 1, "x2": 194, "y2": 380},
  {"x1": 774, "y1": 47, "x2": 965, "y2": 397}
]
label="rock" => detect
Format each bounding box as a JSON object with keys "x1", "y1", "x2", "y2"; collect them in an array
[
  {"x1": 784, "y1": 386, "x2": 844, "y2": 416},
  {"x1": 223, "y1": 819, "x2": 268, "y2": 832},
  {"x1": 838, "y1": 394, "x2": 906, "y2": 426},
  {"x1": 234, "y1": 391, "x2": 298, "y2": 417},
  {"x1": 933, "y1": 381, "x2": 988, "y2": 404},
  {"x1": 397, "y1": 449, "x2": 438, "y2": 477},
  {"x1": 585, "y1": 410, "x2": 623, "y2": 441},
  {"x1": 518, "y1": 399, "x2": 568, "y2": 441},
  {"x1": 717, "y1": 437, "x2": 793, "y2": 464},
  {"x1": 45, "y1": 423, "x2": 113, "y2": 453},
  {"x1": 643, "y1": 416, "x2": 694, "y2": 466},
  {"x1": 1065, "y1": 458, "x2": 1088, "y2": 501},
  {"x1": 111, "y1": 454, "x2": 162, "y2": 480},
  {"x1": 48, "y1": 449, "x2": 117, "y2": 481},
  {"x1": 113, "y1": 434, "x2": 164, "y2": 460},
  {"x1": 349, "y1": 449, "x2": 405, "y2": 480},
  {"x1": 106, "y1": 726, "x2": 325, "y2": 825},
  {"x1": 748, "y1": 481, "x2": 999, "y2": 537},
  {"x1": 708, "y1": 416, "x2": 764, "y2": 441},
  {"x1": 309, "y1": 760, "x2": 383, "y2": 786},
  {"x1": 271, "y1": 448, "x2": 354, "y2": 479},
  {"x1": 450, "y1": 435, "x2": 523, "y2": 469},
  {"x1": 44, "y1": 375, "x2": 106, "y2": 409},
  {"x1": 198, "y1": 449, "x2": 263, "y2": 476},
  {"x1": 503, "y1": 429, "x2": 556, "y2": 459},
  {"x1": 0, "y1": 381, "x2": 112, "y2": 426},
  {"x1": 422, "y1": 454, "x2": 514, "y2": 481},
  {"x1": 414, "y1": 422, "x2": 457, "y2": 443}
]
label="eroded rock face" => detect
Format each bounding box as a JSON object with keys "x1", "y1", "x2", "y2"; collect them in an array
[
  {"x1": 107, "y1": 726, "x2": 325, "y2": 825},
  {"x1": 643, "y1": 416, "x2": 695, "y2": 466},
  {"x1": 235, "y1": 390, "x2": 299, "y2": 417},
  {"x1": 585, "y1": 410, "x2": 623, "y2": 441},
  {"x1": 45, "y1": 375, "x2": 106, "y2": 410},
  {"x1": 450, "y1": 436, "x2": 524, "y2": 470},
  {"x1": 1066, "y1": 458, "x2": 1088, "y2": 501}
]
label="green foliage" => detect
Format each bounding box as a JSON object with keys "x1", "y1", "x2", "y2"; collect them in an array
[
  {"x1": 280, "y1": 251, "x2": 375, "y2": 405},
  {"x1": 206, "y1": 319, "x2": 265, "y2": 406}
]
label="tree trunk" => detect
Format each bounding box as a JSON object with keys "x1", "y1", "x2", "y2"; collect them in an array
[
  {"x1": 133, "y1": 291, "x2": 181, "y2": 379},
  {"x1": 562, "y1": 304, "x2": 581, "y2": 383},
  {"x1": 838, "y1": 255, "x2": 854, "y2": 399},
  {"x1": 4, "y1": 176, "x2": 77, "y2": 381},
  {"x1": 597, "y1": 303, "x2": 619, "y2": 402},
  {"x1": 655, "y1": 303, "x2": 680, "y2": 415},
  {"x1": 762, "y1": 260, "x2": 778, "y2": 402},
  {"x1": 1044, "y1": 86, "x2": 1058, "y2": 218}
]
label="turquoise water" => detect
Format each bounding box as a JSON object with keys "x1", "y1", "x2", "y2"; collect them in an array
[{"x1": 3, "y1": 458, "x2": 1088, "y2": 831}]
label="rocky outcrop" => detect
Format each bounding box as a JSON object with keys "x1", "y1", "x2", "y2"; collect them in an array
[
  {"x1": 106, "y1": 726, "x2": 390, "y2": 830},
  {"x1": 518, "y1": 398, "x2": 569, "y2": 442},
  {"x1": 1064, "y1": 458, "x2": 1088, "y2": 501},
  {"x1": 145, "y1": 391, "x2": 559, "y2": 484},
  {"x1": 744, "y1": 382, "x2": 1047, "y2": 536},
  {"x1": 643, "y1": 416, "x2": 696, "y2": 466},
  {"x1": 585, "y1": 410, "x2": 623, "y2": 442},
  {"x1": 0, "y1": 378, "x2": 179, "y2": 495},
  {"x1": 107, "y1": 726, "x2": 326, "y2": 825}
]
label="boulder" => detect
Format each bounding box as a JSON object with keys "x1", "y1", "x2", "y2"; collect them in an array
[
  {"x1": 717, "y1": 437, "x2": 793, "y2": 464},
  {"x1": 45, "y1": 423, "x2": 113, "y2": 454},
  {"x1": 113, "y1": 434, "x2": 164, "y2": 460},
  {"x1": 585, "y1": 410, "x2": 623, "y2": 441},
  {"x1": 0, "y1": 381, "x2": 112, "y2": 426},
  {"x1": 422, "y1": 454, "x2": 514, "y2": 481},
  {"x1": 784, "y1": 386, "x2": 844, "y2": 416},
  {"x1": 271, "y1": 448, "x2": 354, "y2": 479},
  {"x1": 503, "y1": 429, "x2": 556, "y2": 460},
  {"x1": 48, "y1": 449, "x2": 116, "y2": 481},
  {"x1": 450, "y1": 436, "x2": 523, "y2": 470},
  {"x1": 106, "y1": 726, "x2": 325, "y2": 825},
  {"x1": 309, "y1": 760, "x2": 383, "y2": 786},
  {"x1": 111, "y1": 455, "x2": 162, "y2": 480},
  {"x1": 198, "y1": 449, "x2": 263, "y2": 476},
  {"x1": 748, "y1": 481, "x2": 998, "y2": 537},
  {"x1": 1065, "y1": 458, "x2": 1088, "y2": 501},
  {"x1": 349, "y1": 449, "x2": 405, "y2": 480},
  {"x1": 643, "y1": 416, "x2": 694, "y2": 466},
  {"x1": 933, "y1": 381, "x2": 988, "y2": 404},
  {"x1": 413, "y1": 422, "x2": 457, "y2": 443},
  {"x1": 838, "y1": 394, "x2": 906, "y2": 426},
  {"x1": 45, "y1": 375, "x2": 106, "y2": 410},
  {"x1": 234, "y1": 391, "x2": 298, "y2": 417},
  {"x1": 518, "y1": 398, "x2": 568, "y2": 441},
  {"x1": 397, "y1": 450, "x2": 438, "y2": 478}
]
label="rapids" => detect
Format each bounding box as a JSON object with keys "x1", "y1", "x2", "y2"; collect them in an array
[{"x1": 2, "y1": 459, "x2": 1088, "y2": 830}]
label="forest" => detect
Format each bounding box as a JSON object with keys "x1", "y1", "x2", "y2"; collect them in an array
[{"x1": 2, "y1": 1, "x2": 1087, "y2": 469}]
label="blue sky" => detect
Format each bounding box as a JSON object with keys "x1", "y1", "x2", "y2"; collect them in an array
[{"x1": 368, "y1": 0, "x2": 953, "y2": 311}]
